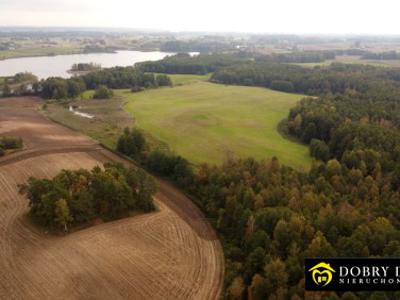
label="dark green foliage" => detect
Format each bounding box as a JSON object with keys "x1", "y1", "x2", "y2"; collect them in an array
[
  {"x1": 82, "y1": 66, "x2": 159, "y2": 89},
  {"x1": 38, "y1": 66, "x2": 171, "y2": 99},
  {"x1": 270, "y1": 80, "x2": 294, "y2": 92},
  {"x1": 212, "y1": 62, "x2": 400, "y2": 96},
  {"x1": 40, "y1": 76, "x2": 86, "y2": 99},
  {"x1": 0, "y1": 136, "x2": 23, "y2": 157},
  {"x1": 146, "y1": 150, "x2": 194, "y2": 185},
  {"x1": 0, "y1": 136, "x2": 23, "y2": 150},
  {"x1": 186, "y1": 156, "x2": 400, "y2": 299},
  {"x1": 116, "y1": 130, "x2": 194, "y2": 186},
  {"x1": 310, "y1": 139, "x2": 330, "y2": 161},
  {"x1": 40, "y1": 77, "x2": 69, "y2": 99},
  {"x1": 67, "y1": 77, "x2": 86, "y2": 98},
  {"x1": 19, "y1": 163, "x2": 157, "y2": 231},
  {"x1": 93, "y1": 85, "x2": 113, "y2": 99},
  {"x1": 155, "y1": 74, "x2": 172, "y2": 86},
  {"x1": 70, "y1": 62, "x2": 101, "y2": 72},
  {"x1": 137, "y1": 53, "x2": 247, "y2": 75},
  {"x1": 117, "y1": 128, "x2": 147, "y2": 161}
]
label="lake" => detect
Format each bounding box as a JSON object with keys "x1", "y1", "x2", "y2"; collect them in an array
[{"x1": 0, "y1": 50, "x2": 173, "y2": 79}]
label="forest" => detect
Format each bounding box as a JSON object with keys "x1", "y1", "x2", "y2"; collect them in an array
[{"x1": 117, "y1": 54, "x2": 400, "y2": 299}]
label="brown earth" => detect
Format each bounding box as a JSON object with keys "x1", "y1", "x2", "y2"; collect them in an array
[{"x1": 0, "y1": 97, "x2": 224, "y2": 300}]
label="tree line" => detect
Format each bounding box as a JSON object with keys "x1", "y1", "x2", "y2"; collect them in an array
[
  {"x1": 361, "y1": 51, "x2": 400, "y2": 60},
  {"x1": 36, "y1": 67, "x2": 172, "y2": 100},
  {"x1": 137, "y1": 53, "x2": 250, "y2": 75},
  {"x1": 136, "y1": 49, "x2": 375, "y2": 76},
  {"x1": 211, "y1": 61, "x2": 400, "y2": 95}
]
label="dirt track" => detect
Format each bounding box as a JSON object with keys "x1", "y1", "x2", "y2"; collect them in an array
[{"x1": 0, "y1": 97, "x2": 224, "y2": 300}]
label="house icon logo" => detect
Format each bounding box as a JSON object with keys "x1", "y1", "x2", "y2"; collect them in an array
[{"x1": 308, "y1": 262, "x2": 335, "y2": 287}]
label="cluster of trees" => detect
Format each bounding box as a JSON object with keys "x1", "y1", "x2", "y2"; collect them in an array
[
  {"x1": 9, "y1": 72, "x2": 38, "y2": 84},
  {"x1": 38, "y1": 77, "x2": 87, "y2": 99},
  {"x1": 19, "y1": 163, "x2": 157, "y2": 232},
  {"x1": 82, "y1": 67, "x2": 171, "y2": 89},
  {"x1": 117, "y1": 128, "x2": 147, "y2": 161},
  {"x1": 1, "y1": 72, "x2": 38, "y2": 97},
  {"x1": 37, "y1": 67, "x2": 172, "y2": 99},
  {"x1": 116, "y1": 128, "x2": 192, "y2": 186},
  {"x1": 93, "y1": 85, "x2": 113, "y2": 99},
  {"x1": 70, "y1": 62, "x2": 101, "y2": 72},
  {"x1": 0, "y1": 136, "x2": 23, "y2": 156}
]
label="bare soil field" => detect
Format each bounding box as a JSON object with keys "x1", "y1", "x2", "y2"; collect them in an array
[{"x1": 0, "y1": 97, "x2": 223, "y2": 300}]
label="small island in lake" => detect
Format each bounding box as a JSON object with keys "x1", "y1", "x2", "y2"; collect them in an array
[{"x1": 68, "y1": 62, "x2": 101, "y2": 75}]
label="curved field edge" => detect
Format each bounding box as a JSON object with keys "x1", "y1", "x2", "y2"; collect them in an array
[
  {"x1": 0, "y1": 97, "x2": 224, "y2": 300},
  {"x1": 120, "y1": 81, "x2": 312, "y2": 170}
]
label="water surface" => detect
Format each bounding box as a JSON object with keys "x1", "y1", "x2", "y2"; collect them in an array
[{"x1": 0, "y1": 50, "x2": 172, "y2": 79}]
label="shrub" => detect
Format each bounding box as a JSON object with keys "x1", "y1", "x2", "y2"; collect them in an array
[
  {"x1": 117, "y1": 128, "x2": 147, "y2": 161},
  {"x1": 93, "y1": 85, "x2": 113, "y2": 99},
  {"x1": 0, "y1": 137, "x2": 23, "y2": 150}
]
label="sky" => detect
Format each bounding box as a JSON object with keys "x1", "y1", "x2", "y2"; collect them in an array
[{"x1": 0, "y1": 0, "x2": 399, "y2": 34}]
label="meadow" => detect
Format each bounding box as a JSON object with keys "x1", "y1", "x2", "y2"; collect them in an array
[
  {"x1": 120, "y1": 78, "x2": 312, "y2": 169},
  {"x1": 43, "y1": 98, "x2": 133, "y2": 148}
]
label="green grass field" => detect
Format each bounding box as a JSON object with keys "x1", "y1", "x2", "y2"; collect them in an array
[
  {"x1": 161, "y1": 73, "x2": 211, "y2": 86},
  {"x1": 121, "y1": 81, "x2": 312, "y2": 169},
  {"x1": 0, "y1": 46, "x2": 83, "y2": 60},
  {"x1": 43, "y1": 99, "x2": 133, "y2": 148}
]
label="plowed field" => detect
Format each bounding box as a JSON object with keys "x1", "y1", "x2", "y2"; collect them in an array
[{"x1": 0, "y1": 97, "x2": 223, "y2": 300}]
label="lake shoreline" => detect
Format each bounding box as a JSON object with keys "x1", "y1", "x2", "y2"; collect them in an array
[
  {"x1": 0, "y1": 47, "x2": 174, "y2": 62},
  {"x1": 0, "y1": 50, "x2": 173, "y2": 79}
]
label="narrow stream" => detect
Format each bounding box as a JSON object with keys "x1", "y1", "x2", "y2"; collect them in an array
[{"x1": 69, "y1": 106, "x2": 94, "y2": 119}]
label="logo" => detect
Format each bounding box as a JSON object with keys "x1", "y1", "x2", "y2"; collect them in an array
[
  {"x1": 308, "y1": 262, "x2": 335, "y2": 286},
  {"x1": 305, "y1": 258, "x2": 400, "y2": 291}
]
